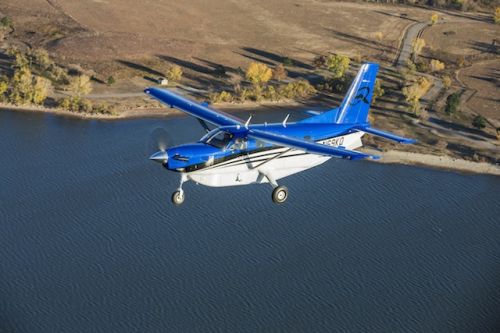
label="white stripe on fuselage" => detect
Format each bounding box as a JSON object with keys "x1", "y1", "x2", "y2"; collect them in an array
[{"x1": 187, "y1": 131, "x2": 364, "y2": 187}]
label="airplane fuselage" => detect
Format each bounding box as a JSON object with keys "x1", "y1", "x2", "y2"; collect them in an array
[{"x1": 164, "y1": 123, "x2": 365, "y2": 187}]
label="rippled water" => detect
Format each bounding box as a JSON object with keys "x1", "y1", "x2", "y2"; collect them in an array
[{"x1": 1, "y1": 110, "x2": 499, "y2": 332}]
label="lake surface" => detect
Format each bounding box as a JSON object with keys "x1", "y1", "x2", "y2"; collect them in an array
[{"x1": 1, "y1": 109, "x2": 499, "y2": 333}]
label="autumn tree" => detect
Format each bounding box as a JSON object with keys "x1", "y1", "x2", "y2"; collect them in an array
[
  {"x1": 9, "y1": 67, "x2": 34, "y2": 105},
  {"x1": 430, "y1": 13, "x2": 439, "y2": 25},
  {"x1": 245, "y1": 62, "x2": 272, "y2": 86},
  {"x1": 272, "y1": 64, "x2": 287, "y2": 81},
  {"x1": 411, "y1": 38, "x2": 426, "y2": 61},
  {"x1": 374, "y1": 31, "x2": 384, "y2": 42},
  {"x1": 326, "y1": 54, "x2": 350, "y2": 79},
  {"x1": 372, "y1": 79, "x2": 385, "y2": 104},
  {"x1": 166, "y1": 65, "x2": 183, "y2": 82},
  {"x1": 402, "y1": 76, "x2": 431, "y2": 115},
  {"x1": 442, "y1": 75, "x2": 452, "y2": 88},
  {"x1": 32, "y1": 76, "x2": 52, "y2": 105},
  {"x1": 70, "y1": 74, "x2": 92, "y2": 97},
  {"x1": 0, "y1": 76, "x2": 8, "y2": 101},
  {"x1": 495, "y1": 7, "x2": 500, "y2": 24},
  {"x1": 430, "y1": 59, "x2": 445, "y2": 72}
]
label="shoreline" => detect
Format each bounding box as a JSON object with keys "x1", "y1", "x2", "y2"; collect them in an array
[{"x1": 2, "y1": 103, "x2": 499, "y2": 177}]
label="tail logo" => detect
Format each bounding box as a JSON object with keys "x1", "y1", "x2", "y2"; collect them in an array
[{"x1": 351, "y1": 86, "x2": 370, "y2": 106}]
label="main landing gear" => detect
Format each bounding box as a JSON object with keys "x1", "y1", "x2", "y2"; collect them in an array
[
  {"x1": 263, "y1": 172, "x2": 289, "y2": 204},
  {"x1": 171, "y1": 174, "x2": 187, "y2": 206},
  {"x1": 272, "y1": 185, "x2": 288, "y2": 204}
]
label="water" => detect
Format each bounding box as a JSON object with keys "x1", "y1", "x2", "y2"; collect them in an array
[{"x1": 1, "y1": 109, "x2": 499, "y2": 333}]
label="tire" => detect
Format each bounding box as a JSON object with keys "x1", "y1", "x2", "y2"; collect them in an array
[
  {"x1": 171, "y1": 191, "x2": 185, "y2": 205},
  {"x1": 272, "y1": 186, "x2": 288, "y2": 204}
]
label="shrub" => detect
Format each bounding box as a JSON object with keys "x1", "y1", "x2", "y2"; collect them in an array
[
  {"x1": 312, "y1": 55, "x2": 326, "y2": 68},
  {"x1": 263, "y1": 85, "x2": 281, "y2": 101},
  {"x1": 166, "y1": 65, "x2": 183, "y2": 82},
  {"x1": 445, "y1": 92, "x2": 460, "y2": 114},
  {"x1": 495, "y1": 7, "x2": 500, "y2": 24},
  {"x1": 282, "y1": 57, "x2": 294, "y2": 67},
  {"x1": 272, "y1": 64, "x2": 287, "y2": 81},
  {"x1": 326, "y1": 54, "x2": 350, "y2": 79},
  {"x1": 472, "y1": 115, "x2": 486, "y2": 130},
  {"x1": 374, "y1": 31, "x2": 383, "y2": 42},
  {"x1": 278, "y1": 80, "x2": 316, "y2": 99},
  {"x1": 245, "y1": 62, "x2": 272, "y2": 86},
  {"x1": 107, "y1": 75, "x2": 116, "y2": 85},
  {"x1": 208, "y1": 91, "x2": 234, "y2": 104},
  {"x1": 442, "y1": 75, "x2": 452, "y2": 88},
  {"x1": 1, "y1": 16, "x2": 12, "y2": 28}
]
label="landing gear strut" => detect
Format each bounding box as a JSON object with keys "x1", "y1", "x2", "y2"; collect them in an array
[
  {"x1": 171, "y1": 174, "x2": 187, "y2": 205},
  {"x1": 261, "y1": 171, "x2": 289, "y2": 204}
]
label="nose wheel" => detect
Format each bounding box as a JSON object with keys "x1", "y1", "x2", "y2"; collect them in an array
[
  {"x1": 171, "y1": 191, "x2": 185, "y2": 205},
  {"x1": 171, "y1": 173, "x2": 188, "y2": 206}
]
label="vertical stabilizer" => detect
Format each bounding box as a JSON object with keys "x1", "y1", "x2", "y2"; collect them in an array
[{"x1": 335, "y1": 63, "x2": 379, "y2": 124}]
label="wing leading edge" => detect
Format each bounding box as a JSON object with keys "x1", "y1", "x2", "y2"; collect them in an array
[
  {"x1": 249, "y1": 129, "x2": 379, "y2": 161},
  {"x1": 145, "y1": 87, "x2": 243, "y2": 127}
]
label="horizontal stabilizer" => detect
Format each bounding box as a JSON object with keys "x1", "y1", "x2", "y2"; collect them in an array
[
  {"x1": 357, "y1": 126, "x2": 416, "y2": 144},
  {"x1": 249, "y1": 129, "x2": 379, "y2": 160}
]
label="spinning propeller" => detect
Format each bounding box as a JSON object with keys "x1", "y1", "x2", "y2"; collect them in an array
[{"x1": 148, "y1": 127, "x2": 170, "y2": 164}]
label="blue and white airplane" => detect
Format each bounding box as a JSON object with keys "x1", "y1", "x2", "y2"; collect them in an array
[{"x1": 146, "y1": 63, "x2": 415, "y2": 205}]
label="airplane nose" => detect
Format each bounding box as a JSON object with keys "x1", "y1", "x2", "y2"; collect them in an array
[{"x1": 149, "y1": 151, "x2": 168, "y2": 164}]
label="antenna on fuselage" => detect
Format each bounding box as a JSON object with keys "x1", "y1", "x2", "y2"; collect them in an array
[
  {"x1": 245, "y1": 115, "x2": 253, "y2": 129},
  {"x1": 282, "y1": 114, "x2": 290, "y2": 128}
]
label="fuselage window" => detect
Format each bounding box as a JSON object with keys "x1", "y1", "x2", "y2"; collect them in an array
[
  {"x1": 229, "y1": 138, "x2": 248, "y2": 151},
  {"x1": 206, "y1": 131, "x2": 233, "y2": 149}
]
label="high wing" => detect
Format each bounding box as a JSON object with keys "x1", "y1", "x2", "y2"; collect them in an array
[
  {"x1": 145, "y1": 87, "x2": 243, "y2": 127},
  {"x1": 248, "y1": 129, "x2": 379, "y2": 160}
]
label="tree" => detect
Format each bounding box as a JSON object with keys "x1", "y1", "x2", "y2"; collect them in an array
[
  {"x1": 326, "y1": 54, "x2": 350, "y2": 79},
  {"x1": 9, "y1": 67, "x2": 34, "y2": 105},
  {"x1": 372, "y1": 79, "x2": 385, "y2": 104},
  {"x1": 411, "y1": 38, "x2": 426, "y2": 61},
  {"x1": 495, "y1": 7, "x2": 500, "y2": 24},
  {"x1": 272, "y1": 64, "x2": 287, "y2": 81},
  {"x1": 0, "y1": 79, "x2": 7, "y2": 101},
  {"x1": 32, "y1": 76, "x2": 51, "y2": 105},
  {"x1": 430, "y1": 59, "x2": 445, "y2": 72},
  {"x1": 402, "y1": 76, "x2": 431, "y2": 115},
  {"x1": 107, "y1": 75, "x2": 116, "y2": 85},
  {"x1": 245, "y1": 62, "x2": 272, "y2": 86},
  {"x1": 430, "y1": 13, "x2": 439, "y2": 25},
  {"x1": 472, "y1": 115, "x2": 486, "y2": 130},
  {"x1": 70, "y1": 75, "x2": 92, "y2": 97},
  {"x1": 374, "y1": 31, "x2": 384, "y2": 42},
  {"x1": 166, "y1": 65, "x2": 183, "y2": 82},
  {"x1": 29, "y1": 48, "x2": 53, "y2": 71},
  {"x1": 445, "y1": 92, "x2": 460, "y2": 114}
]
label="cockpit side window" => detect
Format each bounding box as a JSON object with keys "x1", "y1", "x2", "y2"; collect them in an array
[
  {"x1": 228, "y1": 138, "x2": 248, "y2": 151},
  {"x1": 205, "y1": 131, "x2": 233, "y2": 149}
]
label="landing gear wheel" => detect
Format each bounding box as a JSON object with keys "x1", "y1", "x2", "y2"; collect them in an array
[
  {"x1": 272, "y1": 186, "x2": 288, "y2": 204},
  {"x1": 171, "y1": 191, "x2": 185, "y2": 205}
]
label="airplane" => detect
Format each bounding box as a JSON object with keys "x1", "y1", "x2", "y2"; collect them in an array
[{"x1": 145, "y1": 62, "x2": 416, "y2": 205}]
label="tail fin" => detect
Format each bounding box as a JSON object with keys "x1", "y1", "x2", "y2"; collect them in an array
[{"x1": 335, "y1": 63, "x2": 379, "y2": 124}]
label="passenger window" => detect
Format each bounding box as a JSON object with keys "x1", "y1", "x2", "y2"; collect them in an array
[{"x1": 229, "y1": 138, "x2": 247, "y2": 151}]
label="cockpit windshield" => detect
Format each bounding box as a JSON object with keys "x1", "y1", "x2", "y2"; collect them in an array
[{"x1": 201, "y1": 130, "x2": 233, "y2": 149}]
